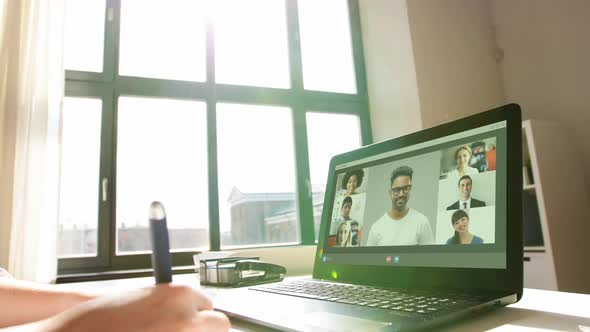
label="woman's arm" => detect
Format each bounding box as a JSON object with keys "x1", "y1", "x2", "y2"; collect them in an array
[
  {"x1": 0, "y1": 284, "x2": 230, "y2": 332},
  {"x1": 0, "y1": 321, "x2": 48, "y2": 332},
  {"x1": 0, "y1": 280, "x2": 94, "y2": 328}
]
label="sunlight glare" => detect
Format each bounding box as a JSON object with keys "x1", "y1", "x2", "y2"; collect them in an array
[{"x1": 211, "y1": 0, "x2": 290, "y2": 88}]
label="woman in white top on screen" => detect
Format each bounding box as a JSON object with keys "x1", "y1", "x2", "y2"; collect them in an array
[
  {"x1": 334, "y1": 221, "x2": 353, "y2": 247},
  {"x1": 448, "y1": 145, "x2": 479, "y2": 178}
]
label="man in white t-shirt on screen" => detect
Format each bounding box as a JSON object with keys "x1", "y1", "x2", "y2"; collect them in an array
[{"x1": 366, "y1": 166, "x2": 434, "y2": 246}]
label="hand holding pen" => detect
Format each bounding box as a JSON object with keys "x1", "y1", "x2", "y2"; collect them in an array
[
  {"x1": 144, "y1": 201, "x2": 230, "y2": 331},
  {"x1": 13, "y1": 206, "x2": 231, "y2": 332}
]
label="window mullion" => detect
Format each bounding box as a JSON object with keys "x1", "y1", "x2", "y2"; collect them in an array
[
  {"x1": 348, "y1": 0, "x2": 373, "y2": 145},
  {"x1": 206, "y1": 19, "x2": 221, "y2": 251},
  {"x1": 286, "y1": 0, "x2": 304, "y2": 92},
  {"x1": 292, "y1": 109, "x2": 315, "y2": 245},
  {"x1": 106, "y1": 0, "x2": 120, "y2": 265},
  {"x1": 359, "y1": 108, "x2": 373, "y2": 146},
  {"x1": 103, "y1": 0, "x2": 120, "y2": 82},
  {"x1": 286, "y1": 0, "x2": 314, "y2": 244},
  {"x1": 348, "y1": 0, "x2": 369, "y2": 101},
  {"x1": 101, "y1": 87, "x2": 115, "y2": 268}
]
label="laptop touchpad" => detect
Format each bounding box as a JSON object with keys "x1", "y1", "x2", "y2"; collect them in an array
[{"x1": 303, "y1": 311, "x2": 391, "y2": 332}]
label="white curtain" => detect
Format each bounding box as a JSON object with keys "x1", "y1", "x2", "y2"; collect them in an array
[{"x1": 0, "y1": 0, "x2": 65, "y2": 282}]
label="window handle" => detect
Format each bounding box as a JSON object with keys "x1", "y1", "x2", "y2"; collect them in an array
[
  {"x1": 107, "y1": 7, "x2": 114, "y2": 22},
  {"x1": 102, "y1": 178, "x2": 109, "y2": 202}
]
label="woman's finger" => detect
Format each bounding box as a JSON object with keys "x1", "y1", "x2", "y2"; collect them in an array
[{"x1": 191, "y1": 310, "x2": 231, "y2": 332}]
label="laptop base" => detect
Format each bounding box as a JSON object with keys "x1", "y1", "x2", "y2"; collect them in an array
[{"x1": 209, "y1": 277, "x2": 516, "y2": 332}]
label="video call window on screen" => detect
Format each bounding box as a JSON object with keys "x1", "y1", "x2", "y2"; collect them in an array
[{"x1": 326, "y1": 138, "x2": 498, "y2": 248}]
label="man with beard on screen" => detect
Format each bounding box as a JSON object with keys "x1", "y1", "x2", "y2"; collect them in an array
[{"x1": 366, "y1": 166, "x2": 434, "y2": 246}]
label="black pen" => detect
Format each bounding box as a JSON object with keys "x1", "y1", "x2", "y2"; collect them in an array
[{"x1": 149, "y1": 201, "x2": 172, "y2": 284}]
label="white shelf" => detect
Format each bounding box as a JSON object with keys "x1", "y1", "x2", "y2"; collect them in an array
[
  {"x1": 524, "y1": 246, "x2": 545, "y2": 252},
  {"x1": 523, "y1": 184, "x2": 536, "y2": 191},
  {"x1": 521, "y1": 119, "x2": 590, "y2": 293}
]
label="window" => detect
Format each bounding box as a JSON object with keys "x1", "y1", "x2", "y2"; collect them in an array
[
  {"x1": 116, "y1": 97, "x2": 209, "y2": 253},
  {"x1": 58, "y1": 98, "x2": 102, "y2": 257},
  {"x1": 60, "y1": 0, "x2": 371, "y2": 274},
  {"x1": 64, "y1": 0, "x2": 106, "y2": 72},
  {"x1": 212, "y1": 0, "x2": 290, "y2": 88},
  {"x1": 118, "y1": 0, "x2": 207, "y2": 81},
  {"x1": 298, "y1": 0, "x2": 357, "y2": 93},
  {"x1": 216, "y1": 103, "x2": 298, "y2": 247},
  {"x1": 306, "y1": 112, "x2": 362, "y2": 239}
]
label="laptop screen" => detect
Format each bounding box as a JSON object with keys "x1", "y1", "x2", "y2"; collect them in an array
[{"x1": 322, "y1": 120, "x2": 507, "y2": 269}]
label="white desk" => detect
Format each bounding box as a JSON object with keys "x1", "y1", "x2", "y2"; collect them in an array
[{"x1": 57, "y1": 274, "x2": 590, "y2": 332}]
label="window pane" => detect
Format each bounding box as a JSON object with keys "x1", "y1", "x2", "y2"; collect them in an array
[
  {"x1": 64, "y1": 0, "x2": 106, "y2": 72},
  {"x1": 58, "y1": 98, "x2": 102, "y2": 257},
  {"x1": 119, "y1": 0, "x2": 206, "y2": 81},
  {"x1": 298, "y1": 0, "x2": 357, "y2": 93},
  {"x1": 217, "y1": 103, "x2": 297, "y2": 247},
  {"x1": 212, "y1": 0, "x2": 290, "y2": 88},
  {"x1": 306, "y1": 112, "x2": 361, "y2": 239},
  {"x1": 116, "y1": 97, "x2": 208, "y2": 253}
]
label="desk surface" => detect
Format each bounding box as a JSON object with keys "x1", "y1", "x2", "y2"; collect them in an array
[{"x1": 57, "y1": 274, "x2": 590, "y2": 332}]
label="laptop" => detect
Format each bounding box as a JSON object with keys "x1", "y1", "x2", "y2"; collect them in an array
[{"x1": 211, "y1": 104, "x2": 523, "y2": 331}]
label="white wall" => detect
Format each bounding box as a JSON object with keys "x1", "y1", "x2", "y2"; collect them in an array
[
  {"x1": 359, "y1": 0, "x2": 590, "y2": 224},
  {"x1": 358, "y1": 0, "x2": 423, "y2": 142},
  {"x1": 406, "y1": 0, "x2": 505, "y2": 128},
  {"x1": 359, "y1": 0, "x2": 505, "y2": 141},
  {"x1": 491, "y1": 0, "x2": 590, "y2": 195}
]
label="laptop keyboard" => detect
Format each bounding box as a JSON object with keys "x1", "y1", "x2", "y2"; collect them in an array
[{"x1": 251, "y1": 280, "x2": 478, "y2": 317}]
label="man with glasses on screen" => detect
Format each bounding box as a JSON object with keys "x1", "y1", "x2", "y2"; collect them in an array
[{"x1": 366, "y1": 166, "x2": 434, "y2": 246}]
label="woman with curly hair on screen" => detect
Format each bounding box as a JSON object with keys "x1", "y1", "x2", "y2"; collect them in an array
[{"x1": 341, "y1": 169, "x2": 365, "y2": 196}]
